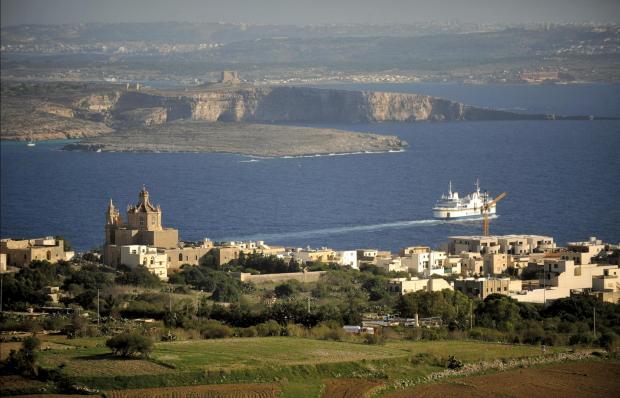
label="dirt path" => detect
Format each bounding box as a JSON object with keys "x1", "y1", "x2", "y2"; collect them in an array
[{"x1": 382, "y1": 361, "x2": 620, "y2": 398}]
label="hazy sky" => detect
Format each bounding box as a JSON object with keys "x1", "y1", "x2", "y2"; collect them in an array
[{"x1": 2, "y1": 0, "x2": 619, "y2": 27}]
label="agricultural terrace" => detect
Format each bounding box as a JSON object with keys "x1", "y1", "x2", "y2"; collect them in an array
[{"x1": 24, "y1": 335, "x2": 569, "y2": 397}]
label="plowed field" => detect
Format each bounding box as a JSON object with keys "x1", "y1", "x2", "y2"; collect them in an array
[
  {"x1": 322, "y1": 378, "x2": 384, "y2": 398},
  {"x1": 108, "y1": 383, "x2": 279, "y2": 398},
  {"x1": 382, "y1": 361, "x2": 620, "y2": 398}
]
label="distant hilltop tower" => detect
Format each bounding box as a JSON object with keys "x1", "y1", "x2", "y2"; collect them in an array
[{"x1": 219, "y1": 71, "x2": 240, "y2": 84}]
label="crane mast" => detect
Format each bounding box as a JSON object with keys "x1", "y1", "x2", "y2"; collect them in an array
[{"x1": 482, "y1": 192, "x2": 507, "y2": 236}]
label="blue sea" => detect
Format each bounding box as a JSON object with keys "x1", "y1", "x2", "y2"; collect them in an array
[{"x1": 1, "y1": 83, "x2": 619, "y2": 252}]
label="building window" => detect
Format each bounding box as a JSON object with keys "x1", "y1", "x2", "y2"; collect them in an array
[{"x1": 179, "y1": 253, "x2": 183, "y2": 261}]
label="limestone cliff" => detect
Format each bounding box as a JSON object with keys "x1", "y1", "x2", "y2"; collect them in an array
[
  {"x1": 104, "y1": 86, "x2": 555, "y2": 124},
  {"x1": 2, "y1": 83, "x2": 572, "y2": 143}
]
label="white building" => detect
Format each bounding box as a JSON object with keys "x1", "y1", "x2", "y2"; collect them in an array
[
  {"x1": 333, "y1": 250, "x2": 358, "y2": 269},
  {"x1": 401, "y1": 251, "x2": 447, "y2": 276},
  {"x1": 120, "y1": 245, "x2": 168, "y2": 280}
]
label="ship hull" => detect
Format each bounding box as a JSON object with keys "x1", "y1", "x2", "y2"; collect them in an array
[{"x1": 433, "y1": 206, "x2": 496, "y2": 220}]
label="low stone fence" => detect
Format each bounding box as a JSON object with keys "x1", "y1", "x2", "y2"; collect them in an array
[{"x1": 233, "y1": 270, "x2": 326, "y2": 284}]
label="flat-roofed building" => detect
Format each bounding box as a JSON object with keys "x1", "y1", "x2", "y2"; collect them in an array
[
  {"x1": 377, "y1": 256, "x2": 406, "y2": 272},
  {"x1": 497, "y1": 235, "x2": 555, "y2": 254},
  {"x1": 1, "y1": 237, "x2": 74, "y2": 267},
  {"x1": 542, "y1": 259, "x2": 615, "y2": 290},
  {"x1": 120, "y1": 245, "x2": 168, "y2": 280},
  {"x1": 455, "y1": 277, "x2": 522, "y2": 299},
  {"x1": 561, "y1": 237, "x2": 606, "y2": 265},
  {"x1": 448, "y1": 236, "x2": 500, "y2": 255},
  {"x1": 460, "y1": 252, "x2": 484, "y2": 276},
  {"x1": 483, "y1": 253, "x2": 508, "y2": 276},
  {"x1": 592, "y1": 268, "x2": 620, "y2": 294},
  {"x1": 388, "y1": 277, "x2": 453, "y2": 294},
  {"x1": 448, "y1": 235, "x2": 555, "y2": 256},
  {"x1": 511, "y1": 260, "x2": 619, "y2": 303},
  {"x1": 294, "y1": 247, "x2": 335, "y2": 265},
  {"x1": 357, "y1": 249, "x2": 379, "y2": 264},
  {"x1": 399, "y1": 246, "x2": 430, "y2": 256},
  {"x1": 401, "y1": 251, "x2": 447, "y2": 276},
  {"x1": 332, "y1": 250, "x2": 358, "y2": 269}
]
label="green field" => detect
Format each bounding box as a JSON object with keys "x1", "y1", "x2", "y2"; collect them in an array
[{"x1": 28, "y1": 335, "x2": 567, "y2": 396}]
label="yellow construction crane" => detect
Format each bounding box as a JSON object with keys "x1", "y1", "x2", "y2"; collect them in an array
[{"x1": 482, "y1": 192, "x2": 507, "y2": 236}]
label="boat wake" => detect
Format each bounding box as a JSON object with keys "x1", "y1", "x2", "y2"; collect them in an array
[{"x1": 223, "y1": 215, "x2": 497, "y2": 242}]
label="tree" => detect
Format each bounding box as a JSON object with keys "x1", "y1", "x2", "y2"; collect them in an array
[
  {"x1": 106, "y1": 333, "x2": 153, "y2": 358},
  {"x1": 2, "y1": 336, "x2": 40, "y2": 376},
  {"x1": 211, "y1": 280, "x2": 241, "y2": 302},
  {"x1": 274, "y1": 281, "x2": 301, "y2": 298},
  {"x1": 475, "y1": 294, "x2": 522, "y2": 332},
  {"x1": 115, "y1": 265, "x2": 161, "y2": 288}
]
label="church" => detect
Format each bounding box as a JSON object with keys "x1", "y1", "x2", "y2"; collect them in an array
[{"x1": 103, "y1": 186, "x2": 212, "y2": 271}]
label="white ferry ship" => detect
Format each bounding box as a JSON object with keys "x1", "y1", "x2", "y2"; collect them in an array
[{"x1": 433, "y1": 181, "x2": 496, "y2": 220}]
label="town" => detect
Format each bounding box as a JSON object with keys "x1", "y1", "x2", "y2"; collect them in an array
[
  {"x1": 2, "y1": 186, "x2": 619, "y2": 397},
  {"x1": 2, "y1": 186, "x2": 618, "y2": 311}
]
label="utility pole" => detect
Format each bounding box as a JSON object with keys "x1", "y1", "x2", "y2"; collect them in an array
[
  {"x1": 97, "y1": 288, "x2": 100, "y2": 326},
  {"x1": 0, "y1": 273, "x2": 3, "y2": 314},
  {"x1": 469, "y1": 300, "x2": 473, "y2": 330},
  {"x1": 593, "y1": 307, "x2": 597, "y2": 339},
  {"x1": 542, "y1": 265, "x2": 546, "y2": 306},
  {"x1": 307, "y1": 296, "x2": 311, "y2": 313}
]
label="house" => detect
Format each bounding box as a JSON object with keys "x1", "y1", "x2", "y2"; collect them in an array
[
  {"x1": 1, "y1": 237, "x2": 74, "y2": 267},
  {"x1": 401, "y1": 250, "x2": 447, "y2": 276},
  {"x1": 120, "y1": 245, "x2": 168, "y2": 280},
  {"x1": 388, "y1": 277, "x2": 453, "y2": 294},
  {"x1": 448, "y1": 235, "x2": 555, "y2": 255},
  {"x1": 455, "y1": 277, "x2": 522, "y2": 299},
  {"x1": 561, "y1": 237, "x2": 606, "y2": 265},
  {"x1": 510, "y1": 259, "x2": 618, "y2": 304},
  {"x1": 332, "y1": 250, "x2": 358, "y2": 269}
]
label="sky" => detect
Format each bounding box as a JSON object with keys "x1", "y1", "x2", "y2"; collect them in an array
[{"x1": 2, "y1": 0, "x2": 619, "y2": 27}]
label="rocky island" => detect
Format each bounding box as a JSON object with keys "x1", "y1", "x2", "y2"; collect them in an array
[
  {"x1": 63, "y1": 121, "x2": 406, "y2": 157},
  {"x1": 0, "y1": 81, "x2": 586, "y2": 156}
]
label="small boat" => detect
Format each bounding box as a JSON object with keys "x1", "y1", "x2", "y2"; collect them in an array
[{"x1": 26, "y1": 133, "x2": 36, "y2": 147}]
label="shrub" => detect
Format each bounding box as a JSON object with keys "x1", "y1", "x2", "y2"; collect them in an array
[
  {"x1": 106, "y1": 333, "x2": 153, "y2": 358},
  {"x1": 364, "y1": 333, "x2": 385, "y2": 345},
  {"x1": 598, "y1": 332, "x2": 620, "y2": 355},
  {"x1": 256, "y1": 320, "x2": 282, "y2": 337},
  {"x1": 446, "y1": 355, "x2": 464, "y2": 369},
  {"x1": 569, "y1": 332, "x2": 594, "y2": 346},
  {"x1": 200, "y1": 320, "x2": 232, "y2": 339},
  {"x1": 421, "y1": 327, "x2": 448, "y2": 341},
  {"x1": 312, "y1": 324, "x2": 345, "y2": 341},
  {"x1": 285, "y1": 323, "x2": 307, "y2": 338},
  {"x1": 238, "y1": 326, "x2": 258, "y2": 337},
  {"x1": 468, "y1": 327, "x2": 508, "y2": 342},
  {"x1": 274, "y1": 282, "x2": 298, "y2": 298}
]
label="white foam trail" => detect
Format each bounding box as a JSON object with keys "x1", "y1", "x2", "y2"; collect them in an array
[{"x1": 222, "y1": 215, "x2": 497, "y2": 242}]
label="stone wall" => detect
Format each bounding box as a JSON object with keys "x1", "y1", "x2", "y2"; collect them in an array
[{"x1": 234, "y1": 270, "x2": 327, "y2": 284}]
